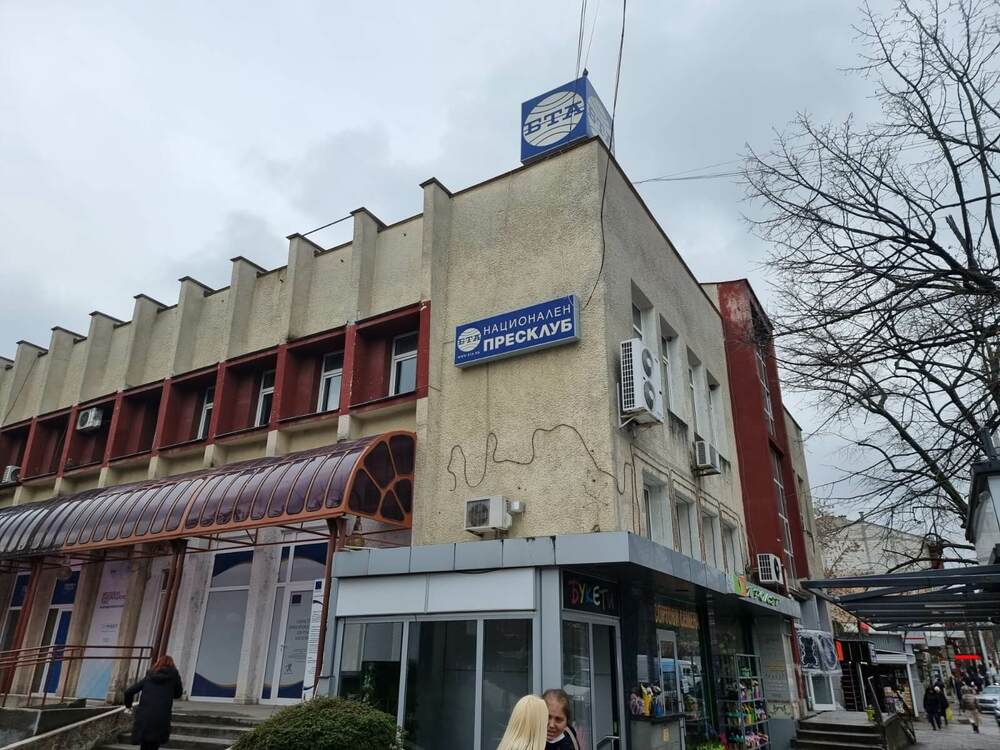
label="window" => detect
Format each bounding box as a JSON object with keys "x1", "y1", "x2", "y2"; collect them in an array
[
  {"x1": 722, "y1": 523, "x2": 740, "y2": 573},
  {"x1": 660, "y1": 336, "x2": 671, "y2": 411},
  {"x1": 771, "y1": 449, "x2": 796, "y2": 578},
  {"x1": 702, "y1": 512, "x2": 720, "y2": 569},
  {"x1": 676, "y1": 498, "x2": 698, "y2": 558},
  {"x1": 687, "y1": 366, "x2": 699, "y2": 434},
  {"x1": 389, "y1": 333, "x2": 418, "y2": 396},
  {"x1": 706, "y1": 381, "x2": 720, "y2": 446},
  {"x1": 756, "y1": 345, "x2": 775, "y2": 434},
  {"x1": 644, "y1": 482, "x2": 672, "y2": 548},
  {"x1": 196, "y1": 386, "x2": 214, "y2": 440},
  {"x1": 255, "y1": 369, "x2": 275, "y2": 427},
  {"x1": 632, "y1": 304, "x2": 644, "y2": 338},
  {"x1": 317, "y1": 352, "x2": 344, "y2": 412}
]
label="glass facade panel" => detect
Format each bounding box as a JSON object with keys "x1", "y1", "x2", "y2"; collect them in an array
[
  {"x1": 261, "y1": 586, "x2": 284, "y2": 699},
  {"x1": 210, "y1": 550, "x2": 253, "y2": 588},
  {"x1": 339, "y1": 621, "x2": 404, "y2": 717},
  {"x1": 191, "y1": 589, "x2": 249, "y2": 698},
  {"x1": 404, "y1": 620, "x2": 477, "y2": 749},
  {"x1": 289, "y1": 542, "x2": 327, "y2": 582},
  {"x1": 562, "y1": 620, "x2": 593, "y2": 748},
  {"x1": 481, "y1": 619, "x2": 532, "y2": 750}
]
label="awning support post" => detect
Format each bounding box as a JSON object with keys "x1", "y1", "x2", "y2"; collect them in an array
[
  {"x1": 151, "y1": 540, "x2": 187, "y2": 662},
  {"x1": 314, "y1": 517, "x2": 344, "y2": 692}
]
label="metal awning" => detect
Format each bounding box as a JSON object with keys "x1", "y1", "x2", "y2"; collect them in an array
[
  {"x1": 0, "y1": 432, "x2": 414, "y2": 559},
  {"x1": 803, "y1": 564, "x2": 1000, "y2": 631}
]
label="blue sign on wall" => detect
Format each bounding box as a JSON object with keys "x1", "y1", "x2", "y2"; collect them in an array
[
  {"x1": 521, "y1": 77, "x2": 613, "y2": 164},
  {"x1": 454, "y1": 296, "x2": 579, "y2": 367}
]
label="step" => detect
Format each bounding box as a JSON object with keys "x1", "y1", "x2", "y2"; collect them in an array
[
  {"x1": 171, "y1": 721, "x2": 255, "y2": 740},
  {"x1": 106, "y1": 732, "x2": 235, "y2": 750},
  {"x1": 792, "y1": 741, "x2": 884, "y2": 750},
  {"x1": 798, "y1": 722, "x2": 881, "y2": 735},
  {"x1": 172, "y1": 712, "x2": 265, "y2": 728},
  {"x1": 798, "y1": 729, "x2": 881, "y2": 741}
]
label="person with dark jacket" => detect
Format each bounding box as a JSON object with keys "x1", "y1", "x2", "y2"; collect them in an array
[
  {"x1": 124, "y1": 655, "x2": 183, "y2": 750},
  {"x1": 923, "y1": 684, "x2": 945, "y2": 730}
]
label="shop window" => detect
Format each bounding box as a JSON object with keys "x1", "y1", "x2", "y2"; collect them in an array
[
  {"x1": 339, "y1": 621, "x2": 404, "y2": 717},
  {"x1": 644, "y1": 482, "x2": 673, "y2": 549},
  {"x1": 405, "y1": 620, "x2": 477, "y2": 747},
  {"x1": 64, "y1": 398, "x2": 115, "y2": 471},
  {"x1": 676, "y1": 498, "x2": 698, "y2": 559},
  {"x1": 481, "y1": 619, "x2": 533, "y2": 750},
  {"x1": 0, "y1": 423, "x2": 30, "y2": 481},
  {"x1": 317, "y1": 352, "x2": 344, "y2": 412},
  {"x1": 389, "y1": 334, "x2": 418, "y2": 397},
  {"x1": 23, "y1": 412, "x2": 70, "y2": 477},
  {"x1": 108, "y1": 386, "x2": 162, "y2": 460},
  {"x1": 191, "y1": 551, "x2": 253, "y2": 699},
  {"x1": 562, "y1": 620, "x2": 617, "y2": 750}
]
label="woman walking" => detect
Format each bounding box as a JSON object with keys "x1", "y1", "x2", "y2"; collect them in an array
[
  {"x1": 124, "y1": 655, "x2": 183, "y2": 750},
  {"x1": 497, "y1": 695, "x2": 549, "y2": 750},
  {"x1": 961, "y1": 681, "x2": 981, "y2": 733},
  {"x1": 923, "y1": 684, "x2": 944, "y2": 730}
]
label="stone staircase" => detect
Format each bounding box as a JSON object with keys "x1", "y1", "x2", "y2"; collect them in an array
[
  {"x1": 792, "y1": 718, "x2": 884, "y2": 750},
  {"x1": 98, "y1": 709, "x2": 262, "y2": 750}
]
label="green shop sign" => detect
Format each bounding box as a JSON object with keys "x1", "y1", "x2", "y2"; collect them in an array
[{"x1": 731, "y1": 574, "x2": 781, "y2": 608}]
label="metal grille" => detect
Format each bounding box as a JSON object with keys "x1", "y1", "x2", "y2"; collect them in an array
[{"x1": 621, "y1": 339, "x2": 637, "y2": 412}]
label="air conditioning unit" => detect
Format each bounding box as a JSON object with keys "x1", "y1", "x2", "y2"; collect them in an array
[
  {"x1": 619, "y1": 338, "x2": 664, "y2": 424},
  {"x1": 756, "y1": 553, "x2": 785, "y2": 587},
  {"x1": 1, "y1": 465, "x2": 19, "y2": 484},
  {"x1": 464, "y1": 496, "x2": 512, "y2": 534},
  {"x1": 693, "y1": 440, "x2": 721, "y2": 475},
  {"x1": 76, "y1": 407, "x2": 104, "y2": 432}
]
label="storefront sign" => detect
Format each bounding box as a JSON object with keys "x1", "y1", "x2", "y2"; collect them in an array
[
  {"x1": 454, "y1": 296, "x2": 579, "y2": 368},
  {"x1": 562, "y1": 573, "x2": 619, "y2": 617},
  {"x1": 521, "y1": 77, "x2": 613, "y2": 163},
  {"x1": 731, "y1": 574, "x2": 781, "y2": 608},
  {"x1": 654, "y1": 604, "x2": 698, "y2": 630}
]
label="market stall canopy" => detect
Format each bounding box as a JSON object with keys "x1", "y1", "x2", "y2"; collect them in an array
[
  {"x1": 803, "y1": 564, "x2": 1000, "y2": 631},
  {"x1": 0, "y1": 432, "x2": 414, "y2": 559}
]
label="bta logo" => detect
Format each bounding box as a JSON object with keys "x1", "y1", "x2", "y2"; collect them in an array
[
  {"x1": 523, "y1": 90, "x2": 585, "y2": 147},
  {"x1": 456, "y1": 327, "x2": 481, "y2": 353}
]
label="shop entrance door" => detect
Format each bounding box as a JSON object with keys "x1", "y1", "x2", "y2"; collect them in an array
[
  {"x1": 33, "y1": 607, "x2": 72, "y2": 694},
  {"x1": 263, "y1": 585, "x2": 314, "y2": 703},
  {"x1": 562, "y1": 618, "x2": 624, "y2": 750},
  {"x1": 806, "y1": 674, "x2": 836, "y2": 712}
]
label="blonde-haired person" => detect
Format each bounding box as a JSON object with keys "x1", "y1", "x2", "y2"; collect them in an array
[{"x1": 497, "y1": 695, "x2": 549, "y2": 750}]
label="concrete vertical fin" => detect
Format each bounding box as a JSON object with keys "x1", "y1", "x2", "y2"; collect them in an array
[
  {"x1": 38, "y1": 328, "x2": 80, "y2": 413},
  {"x1": 125, "y1": 294, "x2": 167, "y2": 387},
  {"x1": 222, "y1": 257, "x2": 266, "y2": 359},
  {"x1": 281, "y1": 234, "x2": 323, "y2": 340},
  {"x1": 418, "y1": 179, "x2": 453, "y2": 394},
  {"x1": 348, "y1": 208, "x2": 384, "y2": 323},
  {"x1": 170, "y1": 277, "x2": 212, "y2": 376},
  {"x1": 80, "y1": 312, "x2": 124, "y2": 403},
  {"x1": 0, "y1": 340, "x2": 48, "y2": 426}
]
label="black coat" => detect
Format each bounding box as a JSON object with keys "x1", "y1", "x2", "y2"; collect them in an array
[
  {"x1": 124, "y1": 666, "x2": 183, "y2": 745},
  {"x1": 923, "y1": 689, "x2": 945, "y2": 715},
  {"x1": 547, "y1": 727, "x2": 581, "y2": 750}
]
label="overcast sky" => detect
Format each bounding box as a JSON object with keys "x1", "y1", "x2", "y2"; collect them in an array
[{"x1": 0, "y1": 1, "x2": 890, "y2": 506}]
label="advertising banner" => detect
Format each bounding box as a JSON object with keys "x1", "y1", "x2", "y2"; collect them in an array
[
  {"x1": 454, "y1": 296, "x2": 579, "y2": 368},
  {"x1": 77, "y1": 561, "x2": 130, "y2": 700}
]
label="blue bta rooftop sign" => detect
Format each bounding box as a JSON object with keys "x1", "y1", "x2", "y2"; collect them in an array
[
  {"x1": 454, "y1": 296, "x2": 579, "y2": 368},
  {"x1": 521, "y1": 76, "x2": 613, "y2": 164}
]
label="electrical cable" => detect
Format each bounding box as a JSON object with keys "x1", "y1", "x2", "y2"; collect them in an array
[
  {"x1": 582, "y1": 0, "x2": 627, "y2": 312},
  {"x1": 575, "y1": 0, "x2": 588, "y2": 79},
  {"x1": 302, "y1": 214, "x2": 351, "y2": 238},
  {"x1": 583, "y1": 0, "x2": 602, "y2": 73}
]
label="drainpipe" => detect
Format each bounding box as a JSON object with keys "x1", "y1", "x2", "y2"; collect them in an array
[{"x1": 313, "y1": 517, "x2": 344, "y2": 692}]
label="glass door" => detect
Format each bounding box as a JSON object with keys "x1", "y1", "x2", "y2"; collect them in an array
[
  {"x1": 32, "y1": 608, "x2": 72, "y2": 694},
  {"x1": 562, "y1": 618, "x2": 623, "y2": 750},
  {"x1": 263, "y1": 586, "x2": 314, "y2": 703}
]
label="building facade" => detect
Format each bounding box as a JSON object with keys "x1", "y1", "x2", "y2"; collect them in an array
[{"x1": 0, "y1": 131, "x2": 823, "y2": 749}]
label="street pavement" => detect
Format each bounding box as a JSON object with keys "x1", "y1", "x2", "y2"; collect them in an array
[{"x1": 912, "y1": 716, "x2": 1000, "y2": 748}]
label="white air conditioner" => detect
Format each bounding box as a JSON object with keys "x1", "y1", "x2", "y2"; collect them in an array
[
  {"x1": 756, "y1": 553, "x2": 785, "y2": 586},
  {"x1": 693, "y1": 440, "x2": 721, "y2": 475},
  {"x1": 76, "y1": 407, "x2": 104, "y2": 432},
  {"x1": 464, "y1": 496, "x2": 512, "y2": 534},
  {"x1": 1, "y1": 465, "x2": 19, "y2": 484},
  {"x1": 619, "y1": 338, "x2": 664, "y2": 424}
]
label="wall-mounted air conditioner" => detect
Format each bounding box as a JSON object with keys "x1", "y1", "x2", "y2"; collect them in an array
[
  {"x1": 465, "y1": 496, "x2": 512, "y2": 534},
  {"x1": 1, "y1": 465, "x2": 19, "y2": 485},
  {"x1": 756, "y1": 552, "x2": 784, "y2": 586},
  {"x1": 76, "y1": 407, "x2": 104, "y2": 432},
  {"x1": 619, "y1": 338, "x2": 664, "y2": 424},
  {"x1": 693, "y1": 440, "x2": 721, "y2": 475}
]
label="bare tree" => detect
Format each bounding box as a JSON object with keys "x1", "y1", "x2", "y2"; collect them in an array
[{"x1": 745, "y1": 0, "x2": 1000, "y2": 536}]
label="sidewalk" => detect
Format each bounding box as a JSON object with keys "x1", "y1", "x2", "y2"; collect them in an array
[{"x1": 912, "y1": 717, "x2": 1000, "y2": 749}]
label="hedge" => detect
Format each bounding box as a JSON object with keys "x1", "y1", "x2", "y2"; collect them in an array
[{"x1": 232, "y1": 696, "x2": 402, "y2": 750}]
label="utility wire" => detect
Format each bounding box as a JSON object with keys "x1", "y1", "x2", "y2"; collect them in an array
[
  {"x1": 575, "y1": 0, "x2": 588, "y2": 79},
  {"x1": 302, "y1": 214, "x2": 351, "y2": 238},
  {"x1": 583, "y1": 0, "x2": 602, "y2": 72}
]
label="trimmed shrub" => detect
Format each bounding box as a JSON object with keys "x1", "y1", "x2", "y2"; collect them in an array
[{"x1": 232, "y1": 696, "x2": 402, "y2": 750}]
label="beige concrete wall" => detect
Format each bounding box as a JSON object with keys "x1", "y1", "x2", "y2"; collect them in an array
[
  {"x1": 244, "y1": 269, "x2": 287, "y2": 354},
  {"x1": 138, "y1": 308, "x2": 177, "y2": 386},
  {"x1": 371, "y1": 218, "x2": 422, "y2": 317}
]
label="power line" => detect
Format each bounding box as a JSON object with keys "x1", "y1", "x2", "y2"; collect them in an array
[
  {"x1": 302, "y1": 214, "x2": 351, "y2": 238},
  {"x1": 575, "y1": 0, "x2": 588, "y2": 79},
  {"x1": 583, "y1": 0, "x2": 602, "y2": 72}
]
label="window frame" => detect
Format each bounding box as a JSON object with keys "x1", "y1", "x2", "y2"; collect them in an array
[
  {"x1": 771, "y1": 449, "x2": 796, "y2": 577},
  {"x1": 254, "y1": 369, "x2": 276, "y2": 428},
  {"x1": 388, "y1": 333, "x2": 419, "y2": 397},
  {"x1": 631, "y1": 304, "x2": 644, "y2": 338},
  {"x1": 317, "y1": 351, "x2": 344, "y2": 413},
  {"x1": 196, "y1": 386, "x2": 215, "y2": 440},
  {"x1": 722, "y1": 523, "x2": 740, "y2": 573},
  {"x1": 676, "y1": 497, "x2": 698, "y2": 559}
]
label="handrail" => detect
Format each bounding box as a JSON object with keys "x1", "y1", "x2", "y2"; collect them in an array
[{"x1": 0, "y1": 643, "x2": 152, "y2": 709}]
